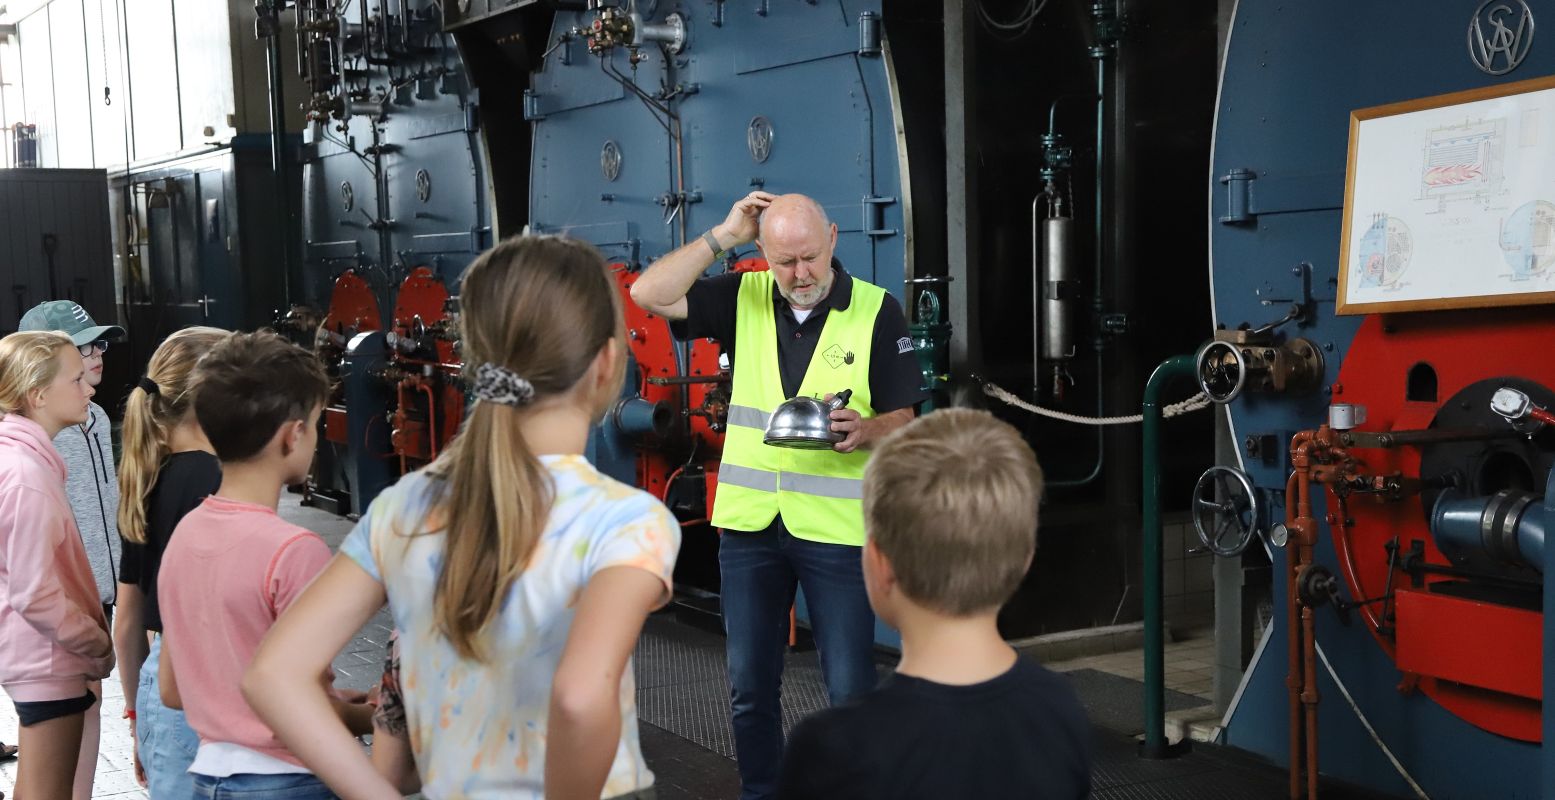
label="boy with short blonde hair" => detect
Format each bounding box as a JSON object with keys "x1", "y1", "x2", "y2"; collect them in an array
[{"x1": 778, "y1": 408, "x2": 1092, "y2": 799}]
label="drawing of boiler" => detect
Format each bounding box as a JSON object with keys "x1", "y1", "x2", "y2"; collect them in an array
[{"x1": 1420, "y1": 117, "x2": 1506, "y2": 208}]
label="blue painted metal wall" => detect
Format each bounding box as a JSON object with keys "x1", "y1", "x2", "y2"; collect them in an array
[
  {"x1": 300, "y1": 0, "x2": 491, "y2": 316},
  {"x1": 1211, "y1": 1, "x2": 1553, "y2": 796},
  {"x1": 526, "y1": 0, "x2": 905, "y2": 290}
]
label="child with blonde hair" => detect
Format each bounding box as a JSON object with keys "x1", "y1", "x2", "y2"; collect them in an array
[
  {"x1": 112, "y1": 326, "x2": 229, "y2": 795},
  {"x1": 0, "y1": 331, "x2": 114, "y2": 800},
  {"x1": 245, "y1": 235, "x2": 680, "y2": 800},
  {"x1": 779, "y1": 408, "x2": 1092, "y2": 799}
]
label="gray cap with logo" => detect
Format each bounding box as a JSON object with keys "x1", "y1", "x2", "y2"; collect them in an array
[{"x1": 18, "y1": 300, "x2": 126, "y2": 346}]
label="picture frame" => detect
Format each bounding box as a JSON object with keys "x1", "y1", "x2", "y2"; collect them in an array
[{"x1": 1337, "y1": 74, "x2": 1555, "y2": 315}]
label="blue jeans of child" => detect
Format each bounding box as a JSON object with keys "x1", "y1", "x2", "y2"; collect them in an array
[
  {"x1": 192, "y1": 772, "x2": 337, "y2": 799},
  {"x1": 719, "y1": 516, "x2": 878, "y2": 800},
  {"x1": 138, "y1": 636, "x2": 201, "y2": 799}
]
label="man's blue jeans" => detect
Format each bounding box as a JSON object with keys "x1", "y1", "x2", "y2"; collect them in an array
[{"x1": 720, "y1": 516, "x2": 878, "y2": 800}]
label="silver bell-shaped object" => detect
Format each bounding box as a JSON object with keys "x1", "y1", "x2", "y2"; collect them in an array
[{"x1": 763, "y1": 389, "x2": 853, "y2": 449}]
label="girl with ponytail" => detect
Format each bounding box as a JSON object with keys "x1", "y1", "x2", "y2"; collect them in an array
[
  {"x1": 246, "y1": 236, "x2": 681, "y2": 799},
  {"x1": 112, "y1": 326, "x2": 229, "y2": 796}
]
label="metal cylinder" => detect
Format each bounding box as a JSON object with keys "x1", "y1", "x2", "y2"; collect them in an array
[
  {"x1": 1431, "y1": 489, "x2": 1545, "y2": 573},
  {"x1": 612, "y1": 396, "x2": 672, "y2": 438},
  {"x1": 1041, "y1": 215, "x2": 1078, "y2": 361},
  {"x1": 858, "y1": 12, "x2": 881, "y2": 57}
]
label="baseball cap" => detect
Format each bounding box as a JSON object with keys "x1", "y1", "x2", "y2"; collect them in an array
[{"x1": 18, "y1": 300, "x2": 127, "y2": 346}]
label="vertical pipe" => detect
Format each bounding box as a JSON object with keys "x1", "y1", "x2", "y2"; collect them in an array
[
  {"x1": 262, "y1": 0, "x2": 296, "y2": 306},
  {"x1": 1287, "y1": 542, "x2": 1303, "y2": 799},
  {"x1": 1302, "y1": 599, "x2": 1319, "y2": 800},
  {"x1": 1140, "y1": 353, "x2": 1195, "y2": 759},
  {"x1": 943, "y1": 0, "x2": 980, "y2": 371},
  {"x1": 1542, "y1": 466, "x2": 1555, "y2": 797}
]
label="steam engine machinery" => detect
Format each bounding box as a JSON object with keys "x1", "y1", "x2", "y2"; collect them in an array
[
  {"x1": 285, "y1": 0, "x2": 1220, "y2": 649},
  {"x1": 1202, "y1": 1, "x2": 1555, "y2": 797}
]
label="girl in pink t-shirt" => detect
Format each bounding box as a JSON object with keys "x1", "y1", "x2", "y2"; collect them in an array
[
  {"x1": 245, "y1": 236, "x2": 679, "y2": 799},
  {"x1": 0, "y1": 331, "x2": 113, "y2": 800}
]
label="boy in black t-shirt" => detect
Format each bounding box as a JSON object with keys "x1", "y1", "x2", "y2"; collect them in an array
[{"x1": 777, "y1": 409, "x2": 1092, "y2": 800}]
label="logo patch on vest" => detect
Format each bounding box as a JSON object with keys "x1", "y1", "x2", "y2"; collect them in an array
[
  {"x1": 823, "y1": 345, "x2": 855, "y2": 368},
  {"x1": 897, "y1": 336, "x2": 914, "y2": 354}
]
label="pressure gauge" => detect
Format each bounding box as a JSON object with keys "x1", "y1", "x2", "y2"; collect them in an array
[{"x1": 1266, "y1": 522, "x2": 1290, "y2": 548}]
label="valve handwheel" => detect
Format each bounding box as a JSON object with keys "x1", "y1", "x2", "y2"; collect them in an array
[
  {"x1": 1194, "y1": 340, "x2": 1247, "y2": 403},
  {"x1": 1191, "y1": 465, "x2": 1261, "y2": 557}
]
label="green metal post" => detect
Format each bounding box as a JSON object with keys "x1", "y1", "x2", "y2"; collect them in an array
[{"x1": 1141, "y1": 353, "x2": 1197, "y2": 759}]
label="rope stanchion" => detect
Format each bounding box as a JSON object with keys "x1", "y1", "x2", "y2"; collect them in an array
[{"x1": 981, "y1": 381, "x2": 1212, "y2": 425}]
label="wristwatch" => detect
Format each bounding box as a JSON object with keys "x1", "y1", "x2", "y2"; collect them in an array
[{"x1": 702, "y1": 230, "x2": 727, "y2": 260}]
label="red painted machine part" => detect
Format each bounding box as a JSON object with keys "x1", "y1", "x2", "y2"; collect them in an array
[
  {"x1": 611, "y1": 264, "x2": 729, "y2": 518},
  {"x1": 390, "y1": 267, "x2": 463, "y2": 471},
  {"x1": 322, "y1": 271, "x2": 382, "y2": 446},
  {"x1": 1334, "y1": 309, "x2": 1552, "y2": 742},
  {"x1": 323, "y1": 270, "x2": 382, "y2": 339}
]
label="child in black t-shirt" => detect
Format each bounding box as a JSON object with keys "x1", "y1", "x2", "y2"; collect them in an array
[
  {"x1": 778, "y1": 409, "x2": 1092, "y2": 800},
  {"x1": 112, "y1": 327, "x2": 229, "y2": 796}
]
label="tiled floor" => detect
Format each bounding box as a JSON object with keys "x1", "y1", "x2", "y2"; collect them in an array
[{"x1": 1045, "y1": 627, "x2": 1219, "y2": 702}]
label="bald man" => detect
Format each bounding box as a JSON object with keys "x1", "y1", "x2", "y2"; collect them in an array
[{"x1": 632, "y1": 192, "x2": 927, "y2": 799}]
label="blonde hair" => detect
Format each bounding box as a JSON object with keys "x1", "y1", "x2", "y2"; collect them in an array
[
  {"x1": 864, "y1": 408, "x2": 1044, "y2": 616},
  {"x1": 117, "y1": 327, "x2": 230, "y2": 544},
  {"x1": 0, "y1": 331, "x2": 77, "y2": 417},
  {"x1": 430, "y1": 235, "x2": 623, "y2": 661}
]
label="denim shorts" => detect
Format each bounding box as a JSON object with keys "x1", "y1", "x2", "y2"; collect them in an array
[{"x1": 192, "y1": 771, "x2": 338, "y2": 799}]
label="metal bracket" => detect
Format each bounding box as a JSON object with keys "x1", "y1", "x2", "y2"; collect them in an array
[
  {"x1": 862, "y1": 196, "x2": 897, "y2": 237},
  {"x1": 523, "y1": 89, "x2": 545, "y2": 120},
  {"x1": 858, "y1": 12, "x2": 881, "y2": 57},
  {"x1": 1219, "y1": 167, "x2": 1255, "y2": 225},
  {"x1": 1254, "y1": 262, "x2": 1328, "y2": 324}
]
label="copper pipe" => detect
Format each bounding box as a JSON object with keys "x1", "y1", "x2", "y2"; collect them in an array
[
  {"x1": 1302, "y1": 552, "x2": 1320, "y2": 800},
  {"x1": 396, "y1": 379, "x2": 411, "y2": 476},
  {"x1": 419, "y1": 381, "x2": 439, "y2": 461},
  {"x1": 1285, "y1": 468, "x2": 1304, "y2": 800},
  {"x1": 1327, "y1": 495, "x2": 1381, "y2": 629}
]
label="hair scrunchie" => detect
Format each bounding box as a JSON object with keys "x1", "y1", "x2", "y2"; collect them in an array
[
  {"x1": 137, "y1": 376, "x2": 161, "y2": 396},
  {"x1": 472, "y1": 363, "x2": 535, "y2": 408}
]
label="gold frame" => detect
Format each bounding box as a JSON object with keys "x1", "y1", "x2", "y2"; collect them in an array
[{"x1": 1337, "y1": 74, "x2": 1555, "y2": 315}]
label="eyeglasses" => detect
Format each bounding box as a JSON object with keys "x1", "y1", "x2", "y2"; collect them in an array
[{"x1": 77, "y1": 340, "x2": 110, "y2": 357}]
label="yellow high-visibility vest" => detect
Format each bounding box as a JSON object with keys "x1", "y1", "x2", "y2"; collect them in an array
[{"x1": 711, "y1": 270, "x2": 884, "y2": 546}]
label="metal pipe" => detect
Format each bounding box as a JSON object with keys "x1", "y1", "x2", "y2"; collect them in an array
[
  {"x1": 1048, "y1": 17, "x2": 1115, "y2": 489},
  {"x1": 1285, "y1": 469, "x2": 1304, "y2": 800},
  {"x1": 261, "y1": 0, "x2": 296, "y2": 306},
  {"x1": 1032, "y1": 192, "x2": 1043, "y2": 391},
  {"x1": 1139, "y1": 354, "x2": 1196, "y2": 758},
  {"x1": 1431, "y1": 489, "x2": 1545, "y2": 572}
]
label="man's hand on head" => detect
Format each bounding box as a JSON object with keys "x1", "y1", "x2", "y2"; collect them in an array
[{"x1": 717, "y1": 191, "x2": 777, "y2": 248}]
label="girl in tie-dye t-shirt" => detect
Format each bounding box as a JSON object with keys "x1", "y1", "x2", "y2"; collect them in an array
[{"x1": 243, "y1": 236, "x2": 680, "y2": 799}]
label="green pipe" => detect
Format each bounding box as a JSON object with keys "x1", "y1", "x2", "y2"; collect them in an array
[{"x1": 1140, "y1": 353, "x2": 1198, "y2": 759}]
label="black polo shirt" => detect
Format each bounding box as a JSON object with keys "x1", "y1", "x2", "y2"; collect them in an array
[{"x1": 674, "y1": 260, "x2": 928, "y2": 413}]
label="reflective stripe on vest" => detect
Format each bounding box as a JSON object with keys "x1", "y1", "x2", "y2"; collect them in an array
[
  {"x1": 710, "y1": 270, "x2": 886, "y2": 546},
  {"x1": 725, "y1": 404, "x2": 771, "y2": 431}
]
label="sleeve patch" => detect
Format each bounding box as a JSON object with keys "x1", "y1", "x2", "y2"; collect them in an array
[{"x1": 896, "y1": 336, "x2": 914, "y2": 354}]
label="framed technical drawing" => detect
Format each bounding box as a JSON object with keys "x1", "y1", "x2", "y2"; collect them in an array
[{"x1": 1338, "y1": 74, "x2": 1555, "y2": 315}]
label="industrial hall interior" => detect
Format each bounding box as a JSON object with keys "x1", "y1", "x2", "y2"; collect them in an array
[{"x1": 0, "y1": 0, "x2": 1551, "y2": 798}]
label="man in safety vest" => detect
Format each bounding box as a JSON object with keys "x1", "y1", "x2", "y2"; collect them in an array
[{"x1": 631, "y1": 191, "x2": 927, "y2": 800}]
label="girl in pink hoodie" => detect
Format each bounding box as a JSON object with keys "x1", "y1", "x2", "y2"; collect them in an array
[{"x1": 0, "y1": 330, "x2": 114, "y2": 800}]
